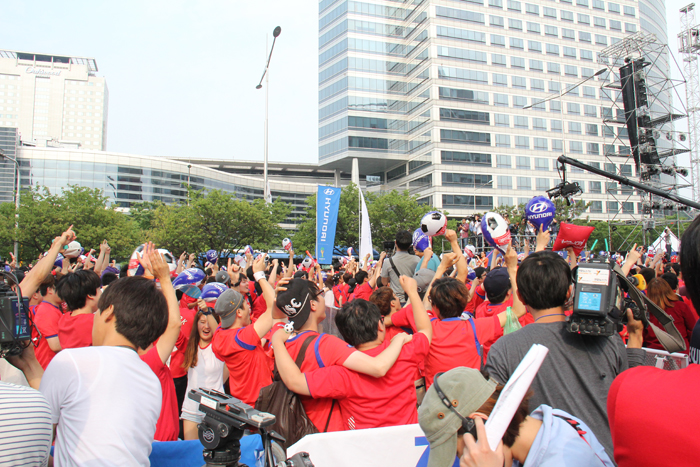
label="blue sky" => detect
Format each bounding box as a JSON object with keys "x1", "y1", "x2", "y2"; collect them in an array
[{"x1": 0, "y1": 0, "x2": 693, "y2": 169}]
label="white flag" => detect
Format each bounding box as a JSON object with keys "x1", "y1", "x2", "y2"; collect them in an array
[
  {"x1": 359, "y1": 189, "x2": 373, "y2": 267},
  {"x1": 265, "y1": 181, "x2": 272, "y2": 204}
]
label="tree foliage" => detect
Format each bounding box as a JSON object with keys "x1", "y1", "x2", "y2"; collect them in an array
[
  {"x1": 146, "y1": 189, "x2": 292, "y2": 255},
  {"x1": 0, "y1": 185, "x2": 143, "y2": 263}
]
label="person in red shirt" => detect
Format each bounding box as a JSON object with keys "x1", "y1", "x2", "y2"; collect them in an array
[
  {"x1": 369, "y1": 286, "x2": 407, "y2": 341},
  {"x1": 389, "y1": 246, "x2": 527, "y2": 388},
  {"x1": 272, "y1": 276, "x2": 427, "y2": 430},
  {"x1": 170, "y1": 289, "x2": 198, "y2": 438},
  {"x1": 464, "y1": 267, "x2": 487, "y2": 314},
  {"x1": 643, "y1": 277, "x2": 697, "y2": 353},
  {"x1": 212, "y1": 255, "x2": 282, "y2": 407},
  {"x1": 475, "y1": 267, "x2": 533, "y2": 327},
  {"x1": 56, "y1": 269, "x2": 102, "y2": 349},
  {"x1": 275, "y1": 278, "x2": 411, "y2": 432},
  {"x1": 32, "y1": 274, "x2": 65, "y2": 369},
  {"x1": 136, "y1": 242, "x2": 183, "y2": 442}
]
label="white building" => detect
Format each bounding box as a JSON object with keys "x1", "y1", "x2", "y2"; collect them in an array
[
  {"x1": 0, "y1": 50, "x2": 108, "y2": 151},
  {"x1": 317, "y1": 0, "x2": 669, "y2": 220}
]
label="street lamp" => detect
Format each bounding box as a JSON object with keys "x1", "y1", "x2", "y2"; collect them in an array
[
  {"x1": 523, "y1": 68, "x2": 607, "y2": 111},
  {"x1": 473, "y1": 179, "x2": 493, "y2": 212},
  {"x1": 255, "y1": 26, "x2": 282, "y2": 204},
  {"x1": 0, "y1": 149, "x2": 20, "y2": 259}
]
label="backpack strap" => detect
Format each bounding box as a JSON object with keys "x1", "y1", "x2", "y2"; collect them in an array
[
  {"x1": 389, "y1": 258, "x2": 401, "y2": 279},
  {"x1": 324, "y1": 399, "x2": 337, "y2": 433},
  {"x1": 295, "y1": 334, "x2": 318, "y2": 368},
  {"x1": 467, "y1": 317, "x2": 484, "y2": 371}
]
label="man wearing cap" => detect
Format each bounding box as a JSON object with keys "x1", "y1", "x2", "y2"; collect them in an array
[
  {"x1": 381, "y1": 230, "x2": 420, "y2": 305},
  {"x1": 272, "y1": 276, "x2": 429, "y2": 430},
  {"x1": 276, "y1": 278, "x2": 411, "y2": 432},
  {"x1": 212, "y1": 255, "x2": 281, "y2": 407},
  {"x1": 475, "y1": 268, "x2": 533, "y2": 328}
]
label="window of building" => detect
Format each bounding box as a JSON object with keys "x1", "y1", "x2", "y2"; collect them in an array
[
  {"x1": 563, "y1": 46, "x2": 577, "y2": 58},
  {"x1": 620, "y1": 164, "x2": 633, "y2": 176},
  {"x1": 442, "y1": 173, "x2": 493, "y2": 187},
  {"x1": 587, "y1": 142, "x2": 599, "y2": 154},
  {"x1": 607, "y1": 201, "x2": 619, "y2": 213},
  {"x1": 536, "y1": 178, "x2": 550, "y2": 190},
  {"x1": 517, "y1": 177, "x2": 532, "y2": 190},
  {"x1": 562, "y1": 28, "x2": 575, "y2": 40},
  {"x1": 567, "y1": 102, "x2": 581, "y2": 114},
  {"x1": 516, "y1": 136, "x2": 529, "y2": 149},
  {"x1": 509, "y1": 18, "x2": 523, "y2": 30},
  {"x1": 439, "y1": 108, "x2": 491, "y2": 124},
  {"x1": 531, "y1": 79, "x2": 545, "y2": 91},
  {"x1": 495, "y1": 134, "x2": 511, "y2": 147},
  {"x1": 569, "y1": 141, "x2": 583, "y2": 153},
  {"x1": 437, "y1": 6, "x2": 486, "y2": 23},
  {"x1": 569, "y1": 122, "x2": 582, "y2": 133},
  {"x1": 545, "y1": 25, "x2": 558, "y2": 36},
  {"x1": 498, "y1": 175, "x2": 513, "y2": 188},
  {"x1": 622, "y1": 202, "x2": 634, "y2": 214},
  {"x1": 439, "y1": 87, "x2": 490, "y2": 103},
  {"x1": 491, "y1": 34, "x2": 506, "y2": 46},
  {"x1": 489, "y1": 0, "x2": 503, "y2": 8},
  {"x1": 610, "y1": 20, "x2": 621, "y2": 30},
  {"x1": 510, "y1": 37, "x2": 524, "y2": 49},
  {"x1": 584, "y1": 105, "x2": 597, "y2": 117},
  {"x1": 497, "y1": 154, "x2": 512, "y2": 167},
  {"x1": 526, "y1": 3, "x2": 539, "y2": 14},
  {"x1": 578, "y1": 13, "x2": 590, "y2": 24},
  {"x1": 546, "y1": 43, "x2": 559, "y2": 55},
  {"x1": 577, "y1": 0, "x2": 589, "y2": 7},
  {"x1": 494, "y1": 113, "x2": 510, "y2": 126},
  {"x1": 579, "y1": 31, "x2": 592, "y2": 42},
  {"x1": 533, "y1": 118, "x2": 547, "y2": 130},
  {"x1": 535, "y1": 157, "x2": 549, "y2": 170},
  {"x1": 589, "y1": 181, "x2": 602, "y2": 193},
  {"x1": 516, "y1": 156, "x2": 531, "y2": 169},
  {"x1": 585, "y1": 123, "x2": 598, "y2": 136},
  {"x1": 527, "y1": 22, "x2": 541, "y2": 34},
  {"x1": 512, "y1": 76, "x2": 527, "y2": 88},
  {"x1": 440, "y1": 129, "x2": 491, "y2": 144},
  {"x1": 595, "y1": 34, "x2": 607, "y2": 46},
  {"x1": 494, "y1": 93, "x2": 509, "y2": 106},
  {"x1": 493, "y1": 73, "x2": 508, "y2": 86},
  {"x1": 625, "y1": 23, "x2": 637, "y2": 33},
  {"x1": 547, "y1": 62, "x2": 561, "y2": 74},
  {"x1": 530, "y1": 60, "x2": 544, "y2": 71},
  {"x1": 511, "y1": 57, "x2": 526, "y2": 68},
  {"x1": 550, "y1": 101, "x2": 562, "y2": 113},
  {"x1": 492, "y1": 54, "x2": 507, "y2": 66},
  {"x1": 552, "y1": 139, "x2": 563, "y2": 151},
  {"x1": 442, "y1": 151, "x2": 493, "y2": 166},
  {"x1": 565, "y1": 65, "x2": 578, "y2": 76},
  {"x1": 549, "y1": 81, "x2": 561, "y2": 93},
  {"x1": 528, "y1": 40, "x2": 542, "y2": 52},
  {"x1": 490, "y1": 15, "x2": 505, "y2": 27},
  {"x1": 561, "y1": 10, "x2": 574, "y2": 21},
  {"x1": 580, "y1": 50, "x2": 593, "y2": 61},
  {"x1": 605, "y1": 163, "x2": 616, "y2": 173},
  {"x1": 507, "y1": 0, "x2": 521, "y2": 11},
  {"x1": 593, "y1": 0, "x2": 604, "y2": 9},
  {"x1": 590, "y1": 200, "x2": 603, "y2": 213},
  {"x1": 534, "y1": 137, "x2": 548, "y2": 150},
  {"x1": 498, "y1": 196, "x2": 514, "y2": 206},
  {"x1": 624, "y1": 6, "x2": 635, "y2": 16},
  {"x1": 594, "y1": 16, "x2": 606, "y2": 28},
  {"x1": 608, "y1": 2, "x2": 620, "y2": 14},
  {"x1": 513, "y1": 96, "x2": 528, "y2": 108}
]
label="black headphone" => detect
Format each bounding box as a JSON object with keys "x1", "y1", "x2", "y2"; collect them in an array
[{"x1": 432, "y1": 372, "x2": 478, "y2": 440}]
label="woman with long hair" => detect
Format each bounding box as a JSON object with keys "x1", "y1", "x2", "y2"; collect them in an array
[
  {"x1": 180, "y1": 305, "x2": 228, "y2": 440},
  {"x1": 644, "y1": 277, "x2": 698, "y2": 353}
]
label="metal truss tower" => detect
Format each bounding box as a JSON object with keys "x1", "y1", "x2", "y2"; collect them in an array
[{"x1": 679, "y1": 4, "x2": 700, "y2": 202}]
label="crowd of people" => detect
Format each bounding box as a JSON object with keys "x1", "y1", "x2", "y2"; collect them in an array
[{"x1": 0, "y1": 216, "x2": 699, "y2": 467}]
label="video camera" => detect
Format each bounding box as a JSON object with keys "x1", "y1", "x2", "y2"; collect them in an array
[
  {"x1": 567, "y1": 260, "x2": 643, "y2": 336},
  {"x1": 189, "y1": 389, "x2": 314, "y2": 467},
  {"x1": 0, "y1": 272, "x2": 33, "y2": 359}
]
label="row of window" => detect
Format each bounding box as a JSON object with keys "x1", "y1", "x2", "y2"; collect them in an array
[
  {"x1": 495, "y1": 197, "x2": 637, "y2": 215},
  {"x1": 488, "y1": 0, "x2": 635, "y2": 16},
  {"x1": 487, "y1": 13, "x2": 636, "y2": 32},
  {"x1": 485, "y1": 34, "x2": 611, "y2": 55}
]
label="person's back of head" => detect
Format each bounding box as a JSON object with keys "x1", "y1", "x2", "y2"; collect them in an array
[
  {"x1": 101, "y1": 272, "x2": 118, "y2": 288},
  {"x1": 369, "y1": 286, "x2": 395, "y2": 316},
  {"x1": 355, "y1": 270, "x2": 368, "y2": 285},
  {"x1": 395, "y1": 230, "x2": 412, "y2": 251},
  {"x1": 335, "y1": 299, "x2": 383, "y2": 347},
  {"x1": 516, "y1": 251, "x2": 571, "y2": 312},
  {"x1": 38, "y1": 274, "x2": 56, "y2": 297},
  {"x1": 647, "y1": 277, "x2": 678, "y2": 310},
  {"x1": 639, "y1": 267, "x2": 656, "y2": 285},
  {"x1": 681, "y1": 215, "x2": 700, "y2": 311},
  {"x1": 483, "y1": 267, "x2": 511, "y2": 305},
  {"x1": 429, "y1": 277, "x2": 470, "y2": 319},
  {"x1": 119, "y1": 263, "x2": 129, "y2": 278},
  {"x1": 668, "y1": 263, "x2": 680, "y2": 275},
  {"x1": 56, "y1": 270, "x2": 101, "y2": 311},
  {"x1": 94, "y1": 276, "x2": 168, "y2": 349},
  {"x1": 342, "y1": 272, "x2": 352, "y2": 284},
  {"x1": 660, "y1": 272, "x2": 679, "y2": 292}
]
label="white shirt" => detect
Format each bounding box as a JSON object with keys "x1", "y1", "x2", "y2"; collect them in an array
[
  {"x1": 324, "y1": 289, "x2": 335, "y2": 308},
  {"x1": 181, "y1": 343, "x2": 225, "y2": 417},
  {"x1": 40, "y1": 347, "x2": 161, "y2": 467},
  {"x1": 0, "y1": 382, "x2": 52, "y2": 467}
]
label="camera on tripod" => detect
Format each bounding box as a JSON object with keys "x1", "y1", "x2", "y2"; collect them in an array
[
  {"x1": 0, "y1": 275, "x2": 33, "y2": 358},
  {"x1": 189, "y1": 389, "x2": 314, "y2": 467},
  {"x1": 567, "y1": 260, "x2": 643, "y2": 337}
]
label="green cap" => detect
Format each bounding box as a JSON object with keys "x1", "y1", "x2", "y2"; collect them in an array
[{"x1": 418, "y1": 367, "x2": 497, "y2": 467}]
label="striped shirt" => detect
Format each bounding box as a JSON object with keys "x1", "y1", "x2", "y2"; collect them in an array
[{"x1": 0, "y1": 381, "x2": 52, "y2": 467}]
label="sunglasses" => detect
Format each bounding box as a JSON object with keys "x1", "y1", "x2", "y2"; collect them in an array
[{"x1": 432, "y1": 372, "x2": 478, "y2": 440}]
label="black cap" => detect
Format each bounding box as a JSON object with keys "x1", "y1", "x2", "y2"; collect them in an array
[
  {"x1": 275, "y1": 279, "x2": 313, "y2": 330},
  {"x1": 483, "y1": 267, "x2": 510, "y2": 299}
]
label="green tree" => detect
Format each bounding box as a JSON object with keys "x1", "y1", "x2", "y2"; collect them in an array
[
  {"x1": 0, "y1": 185, "x2": 143, "y2": 263},
  {"x1": 147, "y1": 189, "x2": 292, "y2": 255}
]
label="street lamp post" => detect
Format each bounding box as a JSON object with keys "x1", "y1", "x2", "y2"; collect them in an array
[
  {"x1": 256, "y1": 26, "x2": 282, "y2": 204},
  {"x1": 0, "y1": 149, "x2": 20, "y2": 259}
]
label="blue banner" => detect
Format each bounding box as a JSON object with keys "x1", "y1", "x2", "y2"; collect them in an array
[{"x1": 316, "y1": 185, "x2": 341, "y2": 264}]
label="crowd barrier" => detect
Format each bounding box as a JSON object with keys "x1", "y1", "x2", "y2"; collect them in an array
[
  {"x1": 287, "y1": 423, "x2": 459, "y2": 467},
  {"x1": 640, "y1": 347, "x2": 689, "y2": 370}
]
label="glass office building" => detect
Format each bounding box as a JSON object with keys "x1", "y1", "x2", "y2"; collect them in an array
[
  {"x1": 317, "y1": 0, "x2": 666, "y2": 219},
  {"x1": 16, "y1": 147, "x2": 317, "y2": 227},
  {"x1": 0, "y1": 127, "x2": 19, "y2": 203}
]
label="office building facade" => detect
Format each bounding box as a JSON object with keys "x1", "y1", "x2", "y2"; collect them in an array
[
  {"x1": 317, "y1": 0, "x2": 667, "y2": 219},
  {"x1": 0, "y1": 50, "x2": 108, "y2": 151}
]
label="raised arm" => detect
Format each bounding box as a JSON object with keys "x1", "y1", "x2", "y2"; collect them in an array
[
  {"x1": 252, "y1": 255, "x2": 281, "y2": 339},
  {"x1": 368, "y1": 251, "x2": 386, "y2": 288},
  {"x1": 446, "y1": 229, "x2": 467, "y2": 283},
  {"x1": 420, "y1": 248, "x2": 434, "y2": 270},
  {"x1": 423, "y1": 253, "x2": 458, "y2": 310},
  {"x1": 94, "y1": 240, "x2": 109, "y2": 275},
  {"x1": 176, "y1": 251, "x2": 187, "y2": 274},
  {"x1": 535, "y1": 224, "x2": 550, "y2": 252},
  {"x1": 268, "y1": 259, "x2": 279, "y2": 286},
  {"x1": 496, "y1": 243, "x2": 526, "y2": 326},
  {"x1": 140, "y1": 242, "x2": 181, "y2": 362},
  {"x1": 20, "y1": 225, "x2": 75, "y2": 298},
  {"x1": 400, "y1": 276, "x2": 432, "y2": 343},
  {"x1": 285, "y1": 250, "x2": 295, "y2": 278}
]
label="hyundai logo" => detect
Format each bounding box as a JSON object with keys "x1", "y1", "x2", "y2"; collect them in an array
[
  {"x1": 324, "y1": 188, "x2": 335, "y2": 195},
  {"x1": 529, "y1": 202, "x2": 549, "y2": 213}
]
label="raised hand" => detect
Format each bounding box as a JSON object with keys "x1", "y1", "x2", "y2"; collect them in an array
[
  {"x1": 445, "y1": 229, "x2": 458, "y2": 243},
  {"x1": 440, "y1": 252, "x2": 458, "y2": 267},
  {"x1": 399, "y1": 275, "x2": 418, "y2": 295},
  {"x1": 504, "y1": 243, "x2": 518, "y2": 270},
  {"x1": 535, "y1": 224, "x2": 550, "y2": 252},
  {"x1": 252, "y1": 254, "x2": 266, "y2": 274}
]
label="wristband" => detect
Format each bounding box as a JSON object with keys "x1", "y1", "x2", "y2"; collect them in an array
[{"x1": 253, "y1": 271, "x2": 266, "y2": 282}]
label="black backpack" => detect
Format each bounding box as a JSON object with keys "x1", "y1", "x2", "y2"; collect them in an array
[{"x1": 255, "y1": 335, "x2": 335, "y2": 450}]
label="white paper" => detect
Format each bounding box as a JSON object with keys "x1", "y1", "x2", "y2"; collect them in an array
[{"x1": 484, "y1": 344, "x2": 549, "y2": 450}]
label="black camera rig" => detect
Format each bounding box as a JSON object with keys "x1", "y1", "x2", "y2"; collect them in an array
[{"x1": 0, "y1": 271, "x2": 34, "y2": 359}]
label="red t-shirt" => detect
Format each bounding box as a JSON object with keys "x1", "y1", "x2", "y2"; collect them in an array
[
  {"x1": 643, "y1": 300, "x2": 698, "y2": 353},
  {"x1": 284, "y1": 330, "x2": 356, "y2": 432},
  {"x1": 251, "y1": 295, "x2": 267, "y2": 322},
  {"x1": 32, "y1": 301, "x2": 63, "y2": 369},
  {"x1": 352, "y1": 282, "x2": 374, "y2": 301},
  {"x1": 464, "y1": 285, "x2": 486, "y2": 313},
  {"x1": 170, "y1": 298, "x2": 197, "y2": 379},
  {"x1": 212, "y1": 324, "x2": 272, "y2": 406},
  {"x1": 57, "y1": 313, "x2": 93, "y2": 349},
  {"x1": 141, "y1": 337, "x2": 183, "y2": 442},
  {"x1": 305, "y1": 332, "x2": 430, "y2": 430},
  {"x1": 608, "y1": 365, "x2": 700, "y2": 467},
  {"x1": 391, "y1": 308, "x2": 503, "y2": 387}
]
